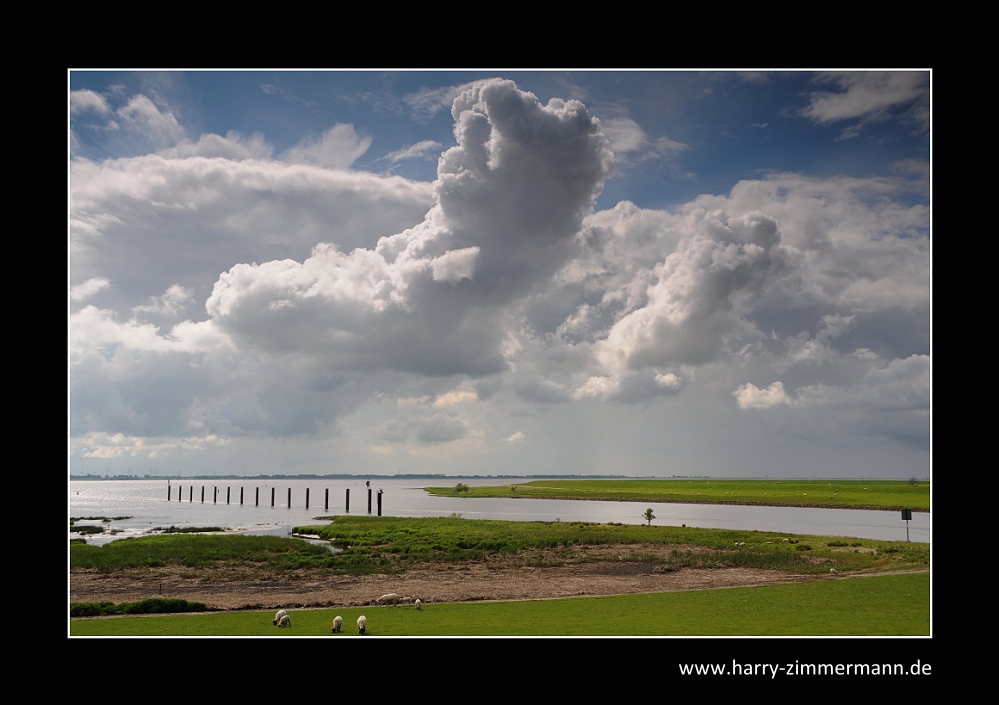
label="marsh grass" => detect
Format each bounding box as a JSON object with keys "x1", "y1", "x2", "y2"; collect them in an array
[
  {"x1": 425, "y1": 479, "x2": 929, "y2": 511},
  {"x1": 71, "y1": 525, "x2": 105, "y2": 535},
  {"x1": 293, "y1": 516, "x2": 928, "y2": 575},
  {"x1": 70, "y1": 517, "x2": 928, "y2": 576},
  {"x1": 158, "y1": 526, "x2": 225, "y2": 534},
  {"x1": 70, "y1": 534, "x2": 339, "y2": 573}
]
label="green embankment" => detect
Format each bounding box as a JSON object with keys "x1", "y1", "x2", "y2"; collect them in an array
[
  {"x1": 425, "y1": 479, "x2": 929, "y2": 511},
  {"x1": 70, "y1": 571, "x2": 929, "y2": 636}
]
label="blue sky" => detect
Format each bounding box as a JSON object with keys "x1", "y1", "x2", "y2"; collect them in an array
[{"x1": 69, "y1": 70, "x2": 930, "y2": 477}]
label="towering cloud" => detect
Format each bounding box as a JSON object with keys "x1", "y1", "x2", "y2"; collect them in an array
[{"x1": 205, "y1": 79, "x2": 615, "y2": 377}]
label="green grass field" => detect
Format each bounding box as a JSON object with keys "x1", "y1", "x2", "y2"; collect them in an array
[
  {"x1": 425, "y1": 479, "x2": 929, "y2": 511},
  {"x1": 70, "y1": 571, "x2": 929, "y2": 636}
]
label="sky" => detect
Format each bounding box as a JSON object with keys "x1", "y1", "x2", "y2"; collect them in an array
[{"x1": 68, "y1": 70, "x2": 930, "y2": 478}]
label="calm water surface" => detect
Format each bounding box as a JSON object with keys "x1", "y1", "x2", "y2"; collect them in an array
[{"x1": 70, "y1": 478, "x2": 929, "y2": 543}]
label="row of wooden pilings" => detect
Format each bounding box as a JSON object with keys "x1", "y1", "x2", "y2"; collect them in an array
[{"x1": 166, "y1": 484, "x2": 383, "y2": 515}]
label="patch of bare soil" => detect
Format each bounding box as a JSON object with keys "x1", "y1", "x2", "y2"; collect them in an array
[{"x1": 69, "y1": 542, "x2": 811, "y2": 611}]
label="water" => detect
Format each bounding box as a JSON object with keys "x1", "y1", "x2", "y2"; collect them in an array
[{"x1": 70, "y1": 477, "x2": 930, "y2": 543}]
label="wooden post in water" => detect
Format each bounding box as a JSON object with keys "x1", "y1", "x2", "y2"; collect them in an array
[
  {"x1": 167, "y1": 484, "x2": 171, "y2": 501},
  {"x1": 189, "y1": 485, "x2": 193, "y2": 502},
  {"x1": 345, "y1": 488, "x2": 350, "y2": 512},
  {"x1": 271, "y1": 487, "x2": 275, "y2": 507},
  {"x1": 240, "y1": 487, "x2": 244, "y2": 505},
  {"x1": 368, "y1": 488, "x2": 372, "y2": 514},
  {"x1": 256, "y1": 487, "x2": 259, "y2": 506},
  {"x1": 325, "y1": 488, "x2": 329, "y2": 511},
  {"x1": 287, "y1": 487, "x2": 291, "y2": 508},
  {"x1": 214, "y1": 486, "x2": 217, "y2": 504},
  {"x1": 306, "y1": 487, "x2": 310, "y2": 509},
  {"x1": 377, "y1": 489, "x2": 383, "y2": 516},
  {"x1": 201, "y1": 486, "x2": 205, "y2": 503},
  {"x1": 227, "y1": 486, "x2": 231, "y2": 505},
  {"x1": 177, "y1": 485, "x2": 181, "y2": 501}
]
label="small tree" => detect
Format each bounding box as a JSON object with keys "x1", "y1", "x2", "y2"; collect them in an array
[{"x1": 642, "y1": 508, "x2": 655, "y2": 526}]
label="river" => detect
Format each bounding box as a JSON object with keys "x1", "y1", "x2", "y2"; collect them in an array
[{"x1": 69, "y1": 477, "x2": 929, "y2": 543}]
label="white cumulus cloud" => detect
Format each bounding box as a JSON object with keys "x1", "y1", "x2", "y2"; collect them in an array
[{"x1": 733, "y1": 381, "x2": 793, "y2": 409}]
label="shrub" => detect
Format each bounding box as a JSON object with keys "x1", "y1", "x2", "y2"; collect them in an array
[{"x1": 70, "y1": 598, "x2": 212, "y2": 618}]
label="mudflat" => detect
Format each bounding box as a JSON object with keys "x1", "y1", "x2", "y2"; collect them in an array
[{"x1": 71, "y1": 542, "x2": 817, "y2": 610}]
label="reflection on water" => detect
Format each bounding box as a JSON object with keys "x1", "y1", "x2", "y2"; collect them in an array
[{"x1": 70, "y1": 477, "x2": 930, "y2": 544}]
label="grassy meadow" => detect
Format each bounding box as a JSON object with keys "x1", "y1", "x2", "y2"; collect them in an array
[
  {"x1": 425, "y1": 478, "x2": 929, "y2": 511},
  {"x1": 70, "y1": 571, "x2": 929, "y2": 636}
]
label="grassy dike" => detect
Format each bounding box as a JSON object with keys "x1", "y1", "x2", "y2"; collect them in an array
[
  {"x1": 426, "y1": 479, "x2": 930, "y2": 511},
  {"x1": 70, "y1": 571, "x2": 929, "y2": 636}
]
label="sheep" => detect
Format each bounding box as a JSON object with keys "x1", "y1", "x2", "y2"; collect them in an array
[
  {"x1": 357, "y1": 615, "x2": 367, "y2": 635},
  {"x1": 277, "y1": 614, "x2": 291, "y2": 627},
  {"x1": 273, "y1": 609, "x2": 288, "y2": 626},
  {"x1": 376, "y1": 593, "x2": 400, "y2": 605},
  {"x1": 415, "y1": 599, "x2": 422, "y2": 611},
  {"x1": 331, "y1": 615, "x2": 343, "y2": 633},
  {"x1": 830, "y1": 568, "x2": 838, "y2": 575}
]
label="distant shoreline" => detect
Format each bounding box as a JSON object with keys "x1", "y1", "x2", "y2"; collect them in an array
[{"x1": 421, "y1": 492, "x2": 931, "y2": 513}]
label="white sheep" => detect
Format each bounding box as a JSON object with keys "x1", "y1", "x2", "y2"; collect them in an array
[
  {"x1": 331, "y1": 615, "x2": 343, "y2": 633},
  {"x1": 415, "y1": 599, "x2": 422, "y2": 611},
  {"x1": 376, "y1": 593, "x2": 400, "y2": 605},
  {"x1": 273, "y1": 609, "x2": 288, "y2": 626},
  {"x1": 357, "y1": 615, "x2": 367, "y2": 635},
  {"x1": 830, "y1": 568, "x2": 838, "y2": 575},
  {"x1": 277, "y1": 614, "x2": 291, "y2": 627}
]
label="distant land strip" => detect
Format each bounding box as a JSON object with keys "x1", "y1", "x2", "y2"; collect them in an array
[
  {"x1": 425, "y1": 479, "x2": 929, "y2": 512},
  {"x1": 433, "y1": 493, "x2": 930, "y2": 513}
]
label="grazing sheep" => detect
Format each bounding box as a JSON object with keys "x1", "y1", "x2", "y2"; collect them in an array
[
  {"x1": 415, "y1": 599, "x2": 422, "y2": 611},
  {"x1": 331, "y1": 615, "x2": 343, "y2": 633},
  {"x1": 277, "y1": 614, "x2": 291, "y2": 627},
  {"x1": 273, "y1": 609, "x2": 288, "y2": 626},
  {"x1": 357, "y1": 615, "x2": 367, "y2": 635},
  {"x1": 376, "y1": 593, "x2": 400, "y2": 605},
  {"x1": 830, "y1": 568, "x2": 838, "y2": 575}
]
